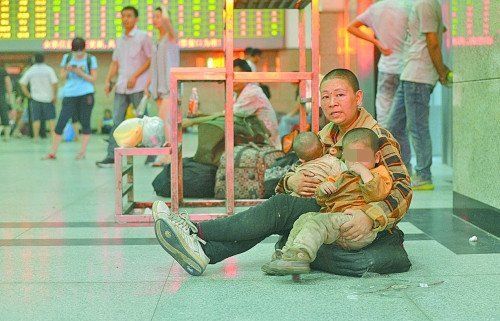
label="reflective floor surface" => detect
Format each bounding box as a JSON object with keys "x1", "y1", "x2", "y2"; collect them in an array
[{"x1": 0, "y1": 135, "x2": 498, "y2": 321}]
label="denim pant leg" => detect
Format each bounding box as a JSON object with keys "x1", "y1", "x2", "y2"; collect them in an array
[
  {"x1": 404, "y1": 81, "x2": 434, "y2": 181},
  {"x1": 376, "y1": 72, "x2": 400, "y2": 128},
  {"x1": 106, "y1": 94, "x2": 129, "y2": 159},
  {"x1": 278, "y1": 114, "x2": 299, "y2": 138},
  {"x1": 386, "y1": 83, "x2": 412, "y2": 172}
]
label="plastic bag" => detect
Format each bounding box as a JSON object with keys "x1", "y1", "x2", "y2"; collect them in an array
[
  {"x1": 113, "y1": 118, "x2": 144, "y2": 147},
  {"x1": 63, "y1": 122, "x2": 75, "y2": 142},
  {"x1": 142, "y1": 116, "x2": 165, "y2": 147}
]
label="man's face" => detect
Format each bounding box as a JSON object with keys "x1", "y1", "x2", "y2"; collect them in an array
[
  {"x1": 251, "y1": 55, "x2": 261, "y2": 65},
  {"x1": 121, "y1": 9, "x2": 138, "y2": 31},
  {"x1": 233, "y1": 66, "x2": 246, "y2": 93},
  {"x1": 152, "y1": 10, "x2": 163, "y2": 29},
  {"x1": 320, "y1": 78, "x2": 362, "y2": 128}
]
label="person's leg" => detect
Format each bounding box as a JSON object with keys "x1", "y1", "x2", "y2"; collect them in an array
[
  {"x1": 105, "y1": 94, "x2": 128, "y2": 160},
  {"x1": 199, "y1": 194, "x2": 320, "y2": 243},
  {"x1": 154, "y1": 97, "x2": 172, "y2": 164},
  {"x1": 51, "y1": 97, "x2": 76, "y2": 156},
  {"x1": 30, "y1": 101, "x2": 42, "y2": 142},
  {"x1": 32, "y1": 121, "x2": 41, "y2": 141},
  {"x1": 278, "y1": 114, "x2": 299, "y2": 138},
  {"x1": 200, "y1": 195, "x2": 321, "y2": 263},
  {"x1": 77, "y1": 94, "x2": 94, "y2": 159},
  {"x1": 375, "y1": 72, "x2": 400, "y2": 128},
  {"x1": 44, "y1": 102, "x2": 57, "y2": 138},
  {"x1": 404, "y1": 81, "x2": 434, "y2": 183},
  {"x1": 157, "y1": 96, "x2": 171, "y2": 143},
  {"x1": 310, "y1": 227, "x2": 411, "y2": 277},
  {"x1": 386, "y1": 82, "x2": 412, "y2": 173}
]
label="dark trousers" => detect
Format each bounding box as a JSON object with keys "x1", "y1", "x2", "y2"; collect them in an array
[
  {"x1": 55, "y1": 94, "x2": 94, "y2": 135},
  {"x1": 199, "y1": 194, "x2": 411, "y2": 277}
]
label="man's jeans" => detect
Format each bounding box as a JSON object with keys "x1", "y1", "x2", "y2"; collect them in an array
[
  {"x1": 106, "y1": 92, "x2": 144, "y2": 159},
  {"x1": 278, "y1": 113, "x2": 313, "y2": 139},
  {"x1": 387, "y1": 81, "x2": 434, "y2": 181},
  {"x1": 199, "y1": 194, "x2": 411, "y2": 277},
  {"x1": 376, "y1": 72, "x2": 400, "y2": 128}
]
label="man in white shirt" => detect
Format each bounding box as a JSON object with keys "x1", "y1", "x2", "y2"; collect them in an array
[
  {"x1": 19, "y1": 53, "x2": 58, "y2": 141},
  {"x1": 233, "y1": 59, "x2": 280, "y2": 148},
  {"x1": 97, "y1": 5, "x2": 152, "y2": 167},
  {"x1": 347, "y1": 0, "x2": 411, "y2": 127},
  {"x1": 387, "y1": 0, "x2": 451, "y2": 190}
]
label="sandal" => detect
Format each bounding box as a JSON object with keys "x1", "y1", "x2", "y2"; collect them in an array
[
  {"x1": 75, "y1": 152, "x2": 86, "y2": 160},
  {"x1": 42, "y1": 153, "x2": 56, "y2": 160}
]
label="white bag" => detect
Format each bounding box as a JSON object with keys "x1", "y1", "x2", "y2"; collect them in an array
[
  {"x1": 142, "y1": 116, "x2": 165, "y2": 147},
  {"x1": 113, "y1": 118, "x2": 144, "y2": 148}
]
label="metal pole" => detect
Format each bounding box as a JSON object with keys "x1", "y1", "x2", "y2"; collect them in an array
[
  {"x1": 224, "y1": 0, "x2": 235, "y2": 215},
  {"x1": 311, "y1": 0, "x2": 320, "y2": 132},
  {"x1": 170, "y1": 73, "x2": 180, "y2": 213},
  {"x1": 298, "y1": 7, "x2": 307, "y2": 132}
]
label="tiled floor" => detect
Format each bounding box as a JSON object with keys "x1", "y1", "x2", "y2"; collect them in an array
[{"x1": 0, "y1": 135, "x2": 498, "y2": 321}]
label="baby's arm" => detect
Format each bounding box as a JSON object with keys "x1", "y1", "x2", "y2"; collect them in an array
[
  {"x1": 359, "y1": 167, "x2": 393, "y2": 203},
  {"x1": 348, "y1": 162, "x2": 374, "y2": 183}
]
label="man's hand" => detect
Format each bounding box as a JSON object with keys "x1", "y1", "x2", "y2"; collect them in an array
[
  {"x1": 318, "y1": 181, "x2": 337, "y2": 196},
  {"x1": 339, "y1": 209, "x2": 374, "y2": 241},
  {"x1": 127, "y1": 76, "x2": 137, "y2": 89},
  {"x1": 439, "y1": 65, "x2": 451, "y2": 85},
  {"x1": 104, "y1": 81, "x2": 112, "y2": 96},
  {"x1": 287, "y1": 170, "x2": 324, "y2": 197},
  {"x1": 377, "y1": 43, "x2": 393, "y2": 56},
  {"x1": 144, "y1": 88, "x2": 150, "y2": 98}
]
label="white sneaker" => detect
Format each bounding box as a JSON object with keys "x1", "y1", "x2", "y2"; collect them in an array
[
  {"x1": 154, "y1": 209, "x2": 209, "y2": 276},
  {"x1": 151, "y1": 201, "x2": 172, "y2": 222}
]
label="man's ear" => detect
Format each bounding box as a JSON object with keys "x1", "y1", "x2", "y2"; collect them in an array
[
  {"x1": 355, "y1": 90, "x2": 363, "y2": 107},
  {"x1": 375, "y1": 150, "x2": 382, "y2": 164}
]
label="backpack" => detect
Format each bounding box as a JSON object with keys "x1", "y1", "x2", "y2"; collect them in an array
[
  {"x1": 193, "y1": 115, "x2": 270, "y2": 167},
  {"x1": 214, "y1": 143, "x2": 284, "y2": 199},
  {"x1": 64, "y1": 53, "x2": 93, "y2": 74},
  {"x1": 152, "y1": 157, "x2": 218, "y2": 198}
]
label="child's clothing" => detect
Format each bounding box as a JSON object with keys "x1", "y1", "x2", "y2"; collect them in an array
[
  {"x1": 281, "y1": 165, "x2": 393, "y2": 263},
  {"x1": 289, "y1": 154, "x2": 347, "y2": 198},
  {"x1": 102, "y1": 117, "x2": 113, "y2": 134}
]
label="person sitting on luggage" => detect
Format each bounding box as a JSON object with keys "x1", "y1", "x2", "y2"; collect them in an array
[
  {"x1": 285, "y1": 131, "x2": 347, "y2": 198},
  {"x1": 232, "y1": 59, "x2": 281, "y2": 149},
  {"x1": 266, "y1": 127, "x2": 393, "y2": 275}
]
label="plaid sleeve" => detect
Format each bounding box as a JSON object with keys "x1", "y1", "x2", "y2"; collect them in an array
[
  {"x1": 274, "y1": 162, "x2": 300, "y2": 194},
  {"x1": 363, "y1": 127, "x2": 413, "y2": 232}
]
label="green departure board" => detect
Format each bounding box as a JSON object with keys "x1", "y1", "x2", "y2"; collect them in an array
[{"x1": 0, "y1": 0, "x2": 285, "y2": 50}]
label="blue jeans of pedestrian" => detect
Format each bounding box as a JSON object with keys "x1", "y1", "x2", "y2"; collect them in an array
[
  {"x1": 387, "y1": 81, "x2": 434, "y2": 181},
  {"x1": 278, "y1": 113, "x2": 312, "y2": 139},
  {"x1": 106, "y1": 92, "x2": 144, "y2": 159},
  {"x1": 375, "y1": 72, "x2": 400, "y2": 128}
]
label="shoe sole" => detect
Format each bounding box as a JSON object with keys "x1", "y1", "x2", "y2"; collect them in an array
[
  {"x1": 96, "y1": 163, "x2": 114, "y2": 168},
  {"x1": 412, "y1": 184, "x2": 435, "y2": 191},
  {"x1": 154, "y1": 219, "x2": 204, "y2": 276},
  {"x1": 261, "y1": 262, "x2": 310, "y2": 276}
]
